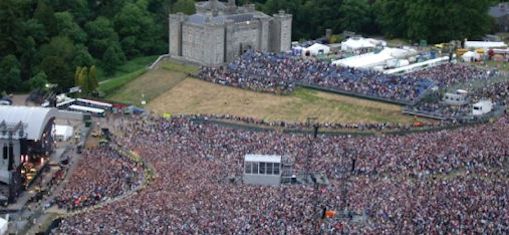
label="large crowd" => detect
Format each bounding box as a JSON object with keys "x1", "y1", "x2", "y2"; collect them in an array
[
  {"x1": 52, "y1": 146, "x2": 142, "y2": 211},
  {"x1": 406, "y1": 63, "x2": 497, "y2": 88},
  {"x1": 407, "y1": 79, "x2": 509, "y2": 119},
  {"x1": 52, "y1": 114, "x2": 509, "y2": 234},
  {"x1": 198, "y1": 51, "x2": 497, "y2": 104},
  {"x1": 187, "y1": 113, "x2": 440, "y2": 131},
  {"x1": 199, "y1": 51, "x2": 433, "y2": 103}
]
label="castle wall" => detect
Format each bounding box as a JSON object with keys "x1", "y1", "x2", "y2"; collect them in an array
[
  {"x1": 258, "y1": 17, "x2": 270, "y2": 51},
  {"x1": 279, "y1": 17, "x2": 292, "y2": 52},
  {"x1": 203, "y1": 24, "x2": 225, "y2": 65},
  {"x1": 182, "y1": 24, "x2": 206, "y2": 62},
  {"x1": 169, "y1": 14, "x2": 185, "y2": 56},
  {"x1": 269, "y1": 11, "x2": 292, "y2": 53},
  {"x1": 170, "y1": 1, "x2": 292, "y2": 65},
  {"x1": 231, "y1": 22, "x2": 260, "y2": 57}
]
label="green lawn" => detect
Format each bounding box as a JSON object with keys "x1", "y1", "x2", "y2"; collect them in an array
[
  {"x1": 97, "y1": 55, "x2": 159, "y2": 81},
  {"x1": 103, "y1": 60, "x2": 199, "y2": 104},
  {"x1": 97, "y1": 55, "x2": 160, "y2": 97},
  {"x1": 161, "y1": 59, "x2": 200, "y2": 74},
  {"x1": 98, "y1": 69, "x2": 148, "y2": 97}
]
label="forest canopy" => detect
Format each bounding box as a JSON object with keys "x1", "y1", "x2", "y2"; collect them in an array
[{"x1": 0, "y1": 0, "x2": 502, "y2": 93}]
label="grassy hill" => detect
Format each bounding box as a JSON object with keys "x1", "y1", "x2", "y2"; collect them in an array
[{"x1": 102, "y1": 59, "x2": 419, "y2": 124}]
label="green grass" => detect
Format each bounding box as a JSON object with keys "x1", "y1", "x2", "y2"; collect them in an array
[
  {"x1": 97, "y1": 55, "x2": 160, "y2": 96},
  {"x1": 101, "y1": 59, "x2": 199, "y2": 101},
  {"x1": 161, "y1": 60, "x2": 199, "y2": 74},
  {"x1": 97, "y1": 55, "x2": 159, "y2": 81},
  {"x1": 98, "y1": 69, "x2": 147, "y2": 96}
]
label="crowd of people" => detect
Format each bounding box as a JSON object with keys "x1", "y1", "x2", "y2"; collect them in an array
[
  {"x1": 407, "y1": 79, "x2": 509, "y2": 119},
  {"x1": 407, "y1": 63, "x2": 497, "y2": 88},
  {"x1": 52, "y1": 114, "x2": 509, "y2": 234},
  {"x1": 198, "y1": 51, "x2": 498, "y2": 104},
  {"x1": 187, "y1": 113, "x2": 440, "y2": 131},
  {"x1": 52, "y1": 146, "x2": 142, "y2": 211},
  {"x1": 199, "y1": 50, "x2": 433, "y2": 103}
]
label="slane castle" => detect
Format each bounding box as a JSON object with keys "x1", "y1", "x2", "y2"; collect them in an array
[{"x1": 169, "y1": 0, "x2": 292, "y2": 66}]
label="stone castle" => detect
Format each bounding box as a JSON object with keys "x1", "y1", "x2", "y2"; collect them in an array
[{"x1": 169, "y1": 0, "x2": 292, "y2": 66}]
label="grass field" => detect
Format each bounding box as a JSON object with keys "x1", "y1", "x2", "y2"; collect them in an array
[
  {"x1": 147, "y1": 77, "x2": 416, "y2": 124},
  {"x1": 105, "y1": 59, "x2": 418, "y2": 124},
  {"x1": 97, "y1": 56, "x2": 159, "y2": 81},
  {"x1": 105, "y1": 60, "x2": 199, "y2": 104},
  {"x1": 97, "y1": 56, "x2": 159, "y2": 97}
]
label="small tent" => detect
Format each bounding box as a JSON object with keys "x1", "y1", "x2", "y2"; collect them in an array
[
  {"x1": 303, "y1": 43, "x2": 330, "y2": 56},
  {"x1": 462, "y1": 51, "x2": 481, "y2": 62},
  {"x1": 53, "y1": 125, "x2": 74, "y2": 142},
  {"x1": 0, "y1": 218, "x2": 7, "y2": 235}
]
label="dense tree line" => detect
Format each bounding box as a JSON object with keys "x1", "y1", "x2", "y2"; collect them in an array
[
  {"x1": 0, "y1": 0, "x2": 170, "y2": 93},
  {"x1": 0, "y1": 0, "x2": 502, "y2": 93}
]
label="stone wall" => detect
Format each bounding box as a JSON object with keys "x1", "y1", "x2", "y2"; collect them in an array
[
  {"x1": 231, "y1": 22, "x2": 260, "y2": 56},
  {"x1": 203, "y1": 24, "x2": 225, "y2": 65},
  {"x1": 169, "y1": 5, "x2": 293, "y2": 65},
  {"x1": 269, "y1": 11, "x2": 292, "y2": 53},
  {"x1": 182, "y1": 24, "x2": 206, "y2": 63},
  {"x1": 169, "y1": 13, "x2": 185, "y2": 56}
]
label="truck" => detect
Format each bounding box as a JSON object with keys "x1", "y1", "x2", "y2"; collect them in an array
[{"x1": 472, "y1": 99, "x2": 493, "y2": 116}]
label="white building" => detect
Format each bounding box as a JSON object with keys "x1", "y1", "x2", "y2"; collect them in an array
[
  {"x1": 243, "y1": 154, "x2": 281, "y2": 186},
  {"x1": 473, "y1": 100, "x2": 493, "y2": 116}
]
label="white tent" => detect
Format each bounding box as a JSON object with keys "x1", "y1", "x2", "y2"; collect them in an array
[
  {"x1": 332, "y1": 47, "x2": 409, "y2": 69},
  {"x1": 464, "y1": 41, "x2": 507, "y2": 49},
  {"x1": 0, "y1": 218, "x2": 7, "y2": 235},
  {"x1": 303, "y1": 43, "x2": 330, "y2": 56},
  {"x1": 341, "y1": 37, "x2": 386, "y2": 51},
  {"x1": 462, "y1": 51, "x2": 481, "y2": 61},
  {"x1": 53, "y1": 125, "x2": 74, "y2": 142}
]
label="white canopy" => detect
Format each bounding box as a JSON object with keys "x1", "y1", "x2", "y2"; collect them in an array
[
  {"x1": 464, "y1": 41, "x2": 507, "y2": 49},
  {"x1": 462, "y1": 51, "x2": 481, "y2": 61},
  {"x1": 244, "y1": 154, "x2": 281, "y2": 163},
  {"x1": 341, "y1": 37, "x2": 386, "y2": 51},
  {"x1": 303, "y1": 43, "x2": 330, "y2": 56},
  {"x1": 53, "y1": 125, "x2": 74, "y2": 142},
  {"x1": 0, "y1": 218, "x2": 7, "y2": 235},
  {"x1": 332, "y1": 47, "x2": 409, "y2": 69}
]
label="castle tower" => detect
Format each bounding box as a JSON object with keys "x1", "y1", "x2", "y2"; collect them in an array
[
  {"x1": 270, "y1": 10, "x2": 292, "y2": 52},
  {"x1": 169, "y1": 13, "x2": 186, "y2": 57}
]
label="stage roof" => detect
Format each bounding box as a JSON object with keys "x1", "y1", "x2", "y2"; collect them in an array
[{"x1": 0, "y1": 106, "x2": 58, "y2": 140}]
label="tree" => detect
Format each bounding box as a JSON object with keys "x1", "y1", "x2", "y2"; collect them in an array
[
  {"x1": 102, "y1": 44, "x2": 126, "y2": 75},
  {"x1": 75, "y1": 66, "x2": 82, "y2": 87},
  {"x1": 114, "y1": 2, "x2": 160, "y2": 57},
  {"x1": 55, "y1": 11, "x2": 87, "y2": 43},
  {"x1": 0, "y1": 55, "x2": 22, "y2": 92},
  {"x1": 339, "y1": 0, "x2": 372, "y2": 33},
  {"x1": 73, "y1": 44, "x2": 95, "y2": 67},
  {"x1": 85, "y1": 16, "x2": 119, "y2": 57},
  {"x1": 29, "y1": 71, "x2": 49, "y2": 90},
  {"x1": 34, "y1": 0, "x2": 58, "y2": 36},
  {"x1": 74, "y1": 66, "x2": 98, "y2": 94},
  {"x1": 88, "y1": 65, "x2": 98, "y2": 93},
  {"x1": 376, "y1": 0, "x2": 494, "y2": 43},
  {"x1": 78, "y1": 66, "x2": 89, "y2": 92},
  {"x1": 172, "y1": 0, "x2": 195, "y2": 14}
]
